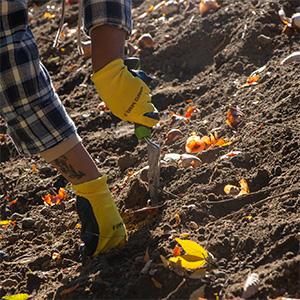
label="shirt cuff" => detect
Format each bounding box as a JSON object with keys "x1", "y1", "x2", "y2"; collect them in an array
[{"x1": 83, "y1": 0, "x2": 132, "y2": 36}]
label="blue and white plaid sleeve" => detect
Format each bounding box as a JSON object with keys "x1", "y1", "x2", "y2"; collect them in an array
[
  {"x1": 0, "y1": 1, "x2": 79, "y2": 156},
  {"x1": 83, "y1": 0, "x2": 132, "y2": 35}
]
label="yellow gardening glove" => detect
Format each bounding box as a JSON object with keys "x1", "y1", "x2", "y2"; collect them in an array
[
  {"x1": 91, "y1": 58, "x2": 159, "y2": 127},
  {"x1": 72, "y1": 175, "x2": 127, "y2": 256}
]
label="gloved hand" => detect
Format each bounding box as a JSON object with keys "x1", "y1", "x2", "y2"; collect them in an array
[
  {"x1": 91, "y1": 58, "x2": 159, "y2": 127},
  {"x1": 72, "y1": 175, "x2": 127, "y2": 256}
]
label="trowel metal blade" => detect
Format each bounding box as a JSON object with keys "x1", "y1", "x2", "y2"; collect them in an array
[{"x1": 145, "y1": 138, "x2": 161, "y2": 202}]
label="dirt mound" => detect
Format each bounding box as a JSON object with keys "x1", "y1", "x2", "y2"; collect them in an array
[{"x1": 0, "y1": 0, "x2": 299, "y2": 299}]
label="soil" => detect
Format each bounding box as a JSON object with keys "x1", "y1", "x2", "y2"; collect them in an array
[{"x1": 0, "y1": 0, "x2": 300, "y2": 299}]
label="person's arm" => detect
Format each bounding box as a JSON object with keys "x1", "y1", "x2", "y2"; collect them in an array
[
  {"x1": 83, "y1": 0, "x2": 132, "y2": 71},
  {"x1": 90, "y1": 25, "x2": 126, "y2": 72},
  {"x1": 83, "y1": 0, "x2": 159, "y2": 128}
]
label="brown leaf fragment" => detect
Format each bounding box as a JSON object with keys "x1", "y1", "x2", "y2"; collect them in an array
[
  {"x1": 160, "y1": 255, "x2": 170, "y2": 268},
  {"x1": 239, "y1": 178, "x2": 250, "y2": 196},
  {"x1": 144, "y1": 247, "x2": 150, "y2": 262},
  {"x1": 174, "y1": 213, "x2": 181, "y2": 227},
  {"x1": 151, "y1": 277, "x2": 162, "y2": 289}
]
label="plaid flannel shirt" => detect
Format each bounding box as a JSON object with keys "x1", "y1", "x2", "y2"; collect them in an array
[{"x1": 0, "y1": 0, "x2": 132, "y2": 155}]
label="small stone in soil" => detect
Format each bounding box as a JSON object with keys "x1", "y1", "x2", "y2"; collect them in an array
[
  {"x1": 207, "y1": 193, "x2": 217, "y2": 201},
  {"x1": 22, "y1": 217, "x2": 35, "y2": 229},
  {"x1": 285, "y1": 252, "x2": 295, "y2": 259},
  {"x1": 273, "y1": 165, "x2": 282, "y2": 176},
  {"x1": 2, "y1": 278, "x2": 18, "y2": 288},
  {"x1": 27, "y1": 272, "x2": 44, "y2": 292},
  {"x1": 40, "y1": 206, "x2": 53, "y2": 217},
  {"x1": 257, "y1": 34, "x2": 272, "y2": 46}
]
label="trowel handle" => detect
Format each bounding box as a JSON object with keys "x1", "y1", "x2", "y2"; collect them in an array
[
  {"x1": 124, "y1": 57, "x2": 156, "y2": 140},
  {"x1": 135, "y1": 124, "x2": 151, "y2": 140}
]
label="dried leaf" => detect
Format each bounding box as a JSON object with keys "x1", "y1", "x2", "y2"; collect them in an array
[
  {"x1": 168, "y1": 238, "x2": 208, "y2": 270},
  {"x1": 175, "y1": 239, "x2": 208, "y2": 258},
  {"x1": 174, "y1": 213, "x2": 181, "y2": 226},
  {"x1": 0, "y1": 220, "x2": 13, "y2": 226},
  {"x1": 3, "y1": 195, "x2": 18, "y2": 206},
  {"x1": 75, "y1": 223, "x2": 81, "y2": 229},
  {"x1": 151, "y1": 277, "x2": 162, "y2": 289},
  {"x1": 239, "y1": 178, "x2": 250, "y2": 196},
  {"x1": 185, "y1": 132, "x2": 231, "y2": 153},
  {"x1": 52, "y1": 252, "x2": 61, "y2": 261},
  {"x1": 220, "y1": 151, "x2": 242, "y2": 160},
  {"x1": 147, "y1": 5, "x2": 155, "y2": 13},
  {"x1": 201, "y1": 135, "x2": 212, "y2": 146},
  {"x1": 144, "y1": 247, "x2": 151, "y2": 262},
  {"x1": 42, "y1": 188, "x2": 67, "y2": 206},
  {"x1": 199, "y1": 0, "x2": 220, "y2": 16},
  {"x1": 31, "y1": 164, "x2": 38, "y2": 173},
  {"x1": 226, "y1": 108, "x2": 239, "y2": 128},
  {"x1": 43, "y1": 12, "x2": 56, "y2": 19},
  {"x1": 169, "y1": 255, "x2": 207, "y2": 270},
  {"x1": 173, "y1": 245, "x2": 181, "y2": 257},
  {"x1": 160, "y1": 255, "x2": 170, "y2": 268},
  {"x1": 224, "y1": 179, "x2": 250, "y2": 197},
  {"x1": 138, "y1": 33, "x2": 154, "y2": 49},
  {"x1": 185, "y1": 106, "x2": 198, "y2": 118},
  {"x1": 215, "y1": 137, "x2": 232, "y2": 147},
  {"x1": 244, "y1": 215, "x2": 254, "y2": 222},
  {"x1": 242, "y1": 273, "x2": 260, "y2": 299},
  {"x1": 241, "y1": 74, "x2": 260, "y2": 88},
  {"x1": 185, "y1": 134, "x2": 206, "y2": 153},
  {"x1": 240, "y1": 66, "x2": 266, "y2": 88},
  {"x1": 224, "y1": 184, "x2": 240, "y2": 196},
  {"x1": 2, "y1": 294, "x2": 30, "y2": 300}
]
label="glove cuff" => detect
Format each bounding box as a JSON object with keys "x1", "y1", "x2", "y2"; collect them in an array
[
  {"x1": 72, "y1": 175, "x2": 108, "y2": 196},
  {"x1": 91, "y1": 58, "x2": 124, "y2": 84}
]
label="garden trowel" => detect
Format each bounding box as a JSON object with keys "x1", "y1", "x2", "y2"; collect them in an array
[
  {"x1": 124, "y1": 57, "x2": 161, "y2": 202},
  {"x1": 135, "y1": 125, "x2": 161, "y2": 202}
]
